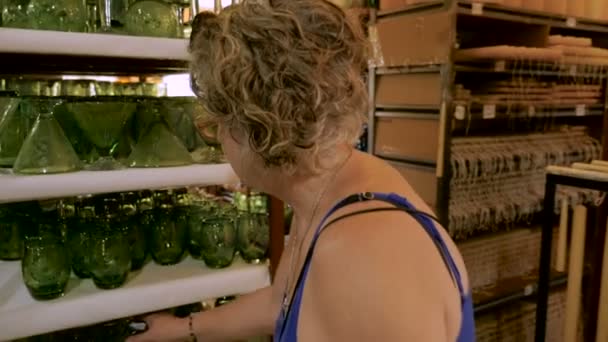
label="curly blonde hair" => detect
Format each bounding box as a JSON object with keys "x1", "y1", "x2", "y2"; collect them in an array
[{"x1": 189, "y1": 0, "x2": 368, "y2": 172}]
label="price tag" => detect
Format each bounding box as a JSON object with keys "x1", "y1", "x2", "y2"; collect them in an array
[
  {"x1": 576, "y1": 104, "x2": 586, "y2": 116},
  {"x1": 523, "y1": 285, "x2": 534, "y2": 296},
  {"x1": 528, "y1": 105, "x2": 535, "y2": 117},
  {"x1": 472, "y1": 2, "x2": 483, "y2": 15},
  {"x1": 483, "y1": 104, "x2": 496, "y2": 119},
  {"x1": 454, "y1": 105, "x2": 466, "y2": 120},
  {"x1": 494, "y1": 60, "x2": 506, "y2": 72},
  {"x1": 566, "y1": 17, "x2": 577, "y2": 27}
]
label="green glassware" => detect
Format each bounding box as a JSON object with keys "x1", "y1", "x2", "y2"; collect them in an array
[
  {"x1": 1, "y1": 0, "x2": 30, "y2": 28},
  {"x1": 161, "y1": 97, "x2": 207, "y2": 153},
  {"x1": 124, "y1": 0, "x2": 179, "y2": 38},
  {"x1": 150, "y1": 191, "x2": 187, "y2": 265},
  {"x1": 187, "y1": 199, "x2": 213, "y2": 259},
  {"x1": 61, "y1": 80, "x2": 94, "y2": 97},
  {"x1": 199, "y1": 215, "x2": 236, "y2": 269},
  {"x1": 13, "y1": 99, "x2": 83, "y2": 174},
  {"x1": 68, "y1": 197, "x2": 96, "y2": 279},
  {"x1": 97, "y1": 0, "x2": 129, "y2": 33},
  {"x1": 22, "y1": 213, "x2": 70, "y2": 300},
  {"x1": 0, "y1": 204, "x2": 24, "y2": 260},
  {"x1": 127, "y1": 119, "x2": 193, "y2": 168},
  {"x1": 67, "y1": 98, "x2": 137, "y2": 170},
  {"x1": 27, "y1": 0, "x2": 87, "y2": 32},
  {"x1": 6, "y1": 78, "x2": 41, "y2": 96},
  {"x1": 237, "y1": 213, "x2": 269, "y2": 264},
  {"x1": 0, "y1": 95, "x2": 23, "y2": 168},
  {"x1": 53, "y1": 100, "x2": 95, "y2": 163},
  {"x1": 120, "y1": 192, "x2": 147, "y2": 271},
  {"x1": 89, "y1": 198, "x2": 131, "y2": 289}
]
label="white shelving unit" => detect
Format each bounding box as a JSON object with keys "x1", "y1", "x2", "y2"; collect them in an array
[
  {"x1": 0, "y1": 28, "x2": 189, "y2": 60},
  {"x1": 0, "y1": 258, "x2": 269, "y2": 341},
  {"x1": 0, "y1": 164, "x2": 239, "y2": 203},
  {"x1": 0, "y1": 30, "x2": 273, "y2": 340}
]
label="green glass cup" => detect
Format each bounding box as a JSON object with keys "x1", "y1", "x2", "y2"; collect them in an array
[
  {"x1": 89, "y1": 197, "x2": 131, "y2": 289},
  {"x1": 27, "y1": 0, "x2": 88, "y2": 32},
  {"x1": 199, "y1": 215, "x2": 236, "y2": 269},
  {"x1": 149, "y1": 205, "x2": 188, "y2": 265},
  {"x1": 124, "y1": 0, "x2": 179, "y2": 38},
  {"x1": 120, "y1": 192, "x2": 147, "y2": 271},
  {"x1": 68, "y1": 197, "x2": 96, "y2": 279},
  {"x1": 0, "y1": 204, "x2": 24, "y2": 260},
  {"x1": 22, "y1": 233, "x2": 70, "y2": 300},
  {"x1": 1, "y1": 0, "x2": 31, "y2": 28},
  {"x1": 237, "y1": 213, "x2": 269, "y2": 264},
  {"x1": 89, "y1": 224, "x2": 131, "y2": 289},
  {"x1": 187, "y1": 199, "x2": 214, "y2": 260}
]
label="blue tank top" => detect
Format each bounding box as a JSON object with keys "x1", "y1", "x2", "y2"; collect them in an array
[{"x1": 274, "y1": 192, "x2": 476, "y2": 342}]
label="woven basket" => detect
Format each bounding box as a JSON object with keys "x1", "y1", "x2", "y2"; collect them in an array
[{"x1": 458, "y1": 226, "x2": 558, "y2": 291}]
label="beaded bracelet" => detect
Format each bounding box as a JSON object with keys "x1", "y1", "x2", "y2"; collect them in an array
[{"x1": 189, "y1": 313, "x2": 198, "y2": 342}]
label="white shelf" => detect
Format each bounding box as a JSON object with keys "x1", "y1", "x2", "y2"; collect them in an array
[
  {"x1": 0, "y1": 258, "x2": 270, "y2": 340},
  {"x1": 0, "y1": 164, "x2": 238, "y2": 203},
  {"x1": 0, "y1": 28, "x2": 189, "y2": 60}
]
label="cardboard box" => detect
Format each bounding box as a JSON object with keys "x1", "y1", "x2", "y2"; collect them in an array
[
  {"x1": 374, "y1": 115, "x2": 439, "y2": 162},
  {"x1": 375, "y1": 72, "x2": 443, "y2": 107},
  {"x1": 389, "y1": 161, "x2": 438, "y2": 209}
]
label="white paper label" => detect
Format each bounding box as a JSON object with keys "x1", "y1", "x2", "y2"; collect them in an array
[
  {"x1": 454, "y1": 105, "x2": 466, "y2": 120},
  {"x1": 494, "y1": 60, "x2": 506, "y2": 72},
  {"x1": 524, "y1": 285, "x2": 534, "y2": 296},
  {"x1": 576, "y1": 104, "x2": 586, "y2": 116},
  {"x1": 472, "y1": 3, "x2": 483, "y2": 15},
  {"x1": 566, "y1": 17, "x2": 577, "y2": 27},
  {"x1": 528, "y1": 106, "x2": 535, "y2": 117},
  {"x1": 483, "y1": 104, "x2": 496, "y2": 119}
]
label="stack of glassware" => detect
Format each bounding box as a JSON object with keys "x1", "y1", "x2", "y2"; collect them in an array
[
  {"x1": 0, "y1": 92, "x2": 223, "y2": 174},
  {"x1": 1, "y1": 0, "x2": 197, "y2": 38},
  {"x1": 0, "y1": 189, "x2": 270, "y2": 301}
]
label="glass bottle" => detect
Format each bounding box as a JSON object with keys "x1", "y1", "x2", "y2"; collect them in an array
[
  {"x1": 236, "y1": 212, "x2": 269, "y2": 264},
  {"x1": 22, "y1": 211, "x2": 70, "y2": 300},
  {"x1": 89, "y1": 197, "x2": 132, "y2": 289},
  {"x1": 200, "y1": 214, "x2": 236, "y2": 269},
  {"x1": 150, "y1": 190, "x2": 187, "y2": 265},
  {"x1": 120, "y1": 192, "x2": 147, "y2": 271},
  {"x1": 13, "y1": 98, "x2": 83, "y2": 174}
]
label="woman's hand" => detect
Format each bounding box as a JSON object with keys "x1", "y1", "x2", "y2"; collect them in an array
[{"x1": 126, "y1": 313, "x2": 189, "y2": 342}]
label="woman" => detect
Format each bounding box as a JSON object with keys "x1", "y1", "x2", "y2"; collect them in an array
[{"x1": 128, "y1": 0, "x2": 475, "y2": 341}]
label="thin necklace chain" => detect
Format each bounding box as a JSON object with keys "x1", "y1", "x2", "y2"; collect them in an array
[{"x1": 281, "y1": 151, "x2": 352, "y2": 311}]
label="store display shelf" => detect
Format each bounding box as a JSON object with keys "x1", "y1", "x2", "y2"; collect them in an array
[
  {"x1": 454, "y1": 61, "x2": 608, "y2": 77},
  {"x1": 0, "y1": 28, "x2": 188, "y2": 60},
  {"x1": 375, "y1": 103, "x2": 441, "y2": 112},
  {"x1": 0, "y1": 164, "x2": 238, "y2": 203},
  {"x1": 0, "y1": 28, "x2": 189, "y2": 74},
  {"x1": 473, "y1": 269, "x2": 567, "y2": 315},
  {"x1": 0, "y1": 258, "x2": 270, "y2": 341},
  {"x1": 457, "y1": 1, "x2": 608, "y2": 33},
  {"x1": 377, "y1": 0, "x2": 445, "y2": 18},
  {"x1": 457, "y1": 104, "x2": 605, "y2": 120},
  {"x1": 375, "y1": 64, "x2": 443, "y2": 75}
]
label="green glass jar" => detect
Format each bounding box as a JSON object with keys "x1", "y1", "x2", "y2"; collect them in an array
[
  {"x1": 0, "y1": 204, "x2": 24, "y2": 260},
  {"x1": 199, "y1": 215, "x2": 236, "y2": 269},
  {"x1": 121, "y1": 192, "x2": 147, "y2": 271},
  {"x1": 68, "y1": 197, "x2": 96, "y2": 279},
  {"x1": 89, "y1": 197, "x2": 131, "y2": 289},
  {"x1": 236, "y1": 212, "x2": 269, "y2": 264},
  {"x1": 21, "y1": 212, "x2": 70, "y2": 300},
  {"x1": 149, "y1": 190, "x2": 187, "y2": 265}
]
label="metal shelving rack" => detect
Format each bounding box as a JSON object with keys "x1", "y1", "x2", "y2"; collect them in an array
[
  {"x1": 367, "y1": 0, "x2": 608, "y2": 324},
  {"x1": 0, "y1": 28, "x2": 282, "y2": 340}
]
